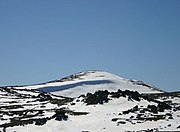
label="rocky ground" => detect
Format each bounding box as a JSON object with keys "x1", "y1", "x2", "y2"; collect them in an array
[{"x1": 0, "y1": 86, "x2": 179, "y2": 132}]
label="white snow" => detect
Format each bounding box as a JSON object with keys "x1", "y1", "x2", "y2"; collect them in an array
[
  {"x1": 18, "y1": 71, "x2": 162, "y2": 97},
  {"x1": 5, "y1": 96, "x2": 180, "y2": 132},
  {"x1": 0, "y1": 71, "x2": 179, "y2": 132}
]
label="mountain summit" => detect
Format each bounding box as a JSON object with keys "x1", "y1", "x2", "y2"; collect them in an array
[{"x1": 18, "y1": 71, "x2": 162, "y2": 97}]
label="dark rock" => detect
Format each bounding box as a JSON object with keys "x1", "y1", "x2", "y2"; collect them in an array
[
  {"x1": 111, "y1": 89, "x2": 122, "y2": 98},
  {"x1": 177, "y1": 125, "x2": 180, "y2": 129},
  {"x1": 50, "y1": 98, "x2": 73, "y2": 106},
  {"x1": 130, "y1": 116, "x2": 134, "y2": 119},
  {"x1": 166, "y1": 113, "x2": 172, "y2": 116},
  {"x1": 37, "y1": 93, "x2": 52, "y2": 101},
  {"x1": 40, "y1": 105, "x2": 46, "y2": 108},
  {"x1": 147, "y1": 105, "x2": 158, "y2": 114},
  {"x1": 111, "y1": 118, "x2": 119, "y2": 122},
  {"x1": 117, "y1": 121, "x2": 126, "y2": 124},
  {"x1": 35, "y1": 118, "x2": 47, "y2": 126},
  {"x1": 123, "y1": 105, "x2": 139, "y2": 114},
  {"x1": 168, "y1": 124, "x2": 171, "y2": 127},
  {"x1": 173, "y1": 108, "x2": 177, "y2": 112},
  {"x1": 157, "y1": 102, "x2": 171, "y2": 112},
  {"x1": 76, "y1": 99, "x2": 80, "y2": 102},
  {"x1": 71, "y1": 103, "x2": 76, "y2": 105},
  {"x1": 123, "y1": 90, "x2": 141, "y2": 101},
  {"x1": 84, "y1": 90, "x2": 109, "y2": 105},
  {"x1": 78, "y1": 94, "x2": 85, "y2": 98},
  {"x1": 140, "y1": 109, "x2": 145, "y2": 113},
  {"x1": 133, "y1": 105, "x2": 138, "y2": 111},
  {"x1": 168, "y1": 116, "x2": 173, "y2": 119},
  {"x1": 52, "y1": 110, "x2": 68, "y2": 121}
]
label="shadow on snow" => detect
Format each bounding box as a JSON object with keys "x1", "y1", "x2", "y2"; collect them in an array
[{"x1": 38, "y1": 80, "x2": 112, "y2": 93}]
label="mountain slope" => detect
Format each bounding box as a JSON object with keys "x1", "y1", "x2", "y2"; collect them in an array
[
  {"x1": 16, "y1": 71, "x2": 162, "y2": 97},
  {"x1": 0, "y1": 71, "x2": 179, "y2": 132},
  {"x1": 1, "y1": 88, "x2": 179, "y2": 132}
]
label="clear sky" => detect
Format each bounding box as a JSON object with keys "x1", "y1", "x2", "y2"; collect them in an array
[{"x1": 0, "y1": 0, "x2": 180, "y2": 91}]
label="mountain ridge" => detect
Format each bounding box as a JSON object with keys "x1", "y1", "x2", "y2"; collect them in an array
[
  {"x1": 3, "y1": 70, "x2": 161, "y2": 91},
  {"x1": 8, "y1": 71, "x2": 163, "y2": 98}
]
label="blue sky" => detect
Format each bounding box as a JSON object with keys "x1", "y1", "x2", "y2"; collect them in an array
[{"x1": 0, "y1": 0, "x2": 180, "y2": 91}]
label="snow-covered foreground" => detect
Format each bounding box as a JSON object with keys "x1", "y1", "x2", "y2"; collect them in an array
[
  {"x1": 4, "y1": 90, "x2": 180, "y2": 132},
  {"x1": 0, "y1": 71, "x2": 179, "y2": 132}
]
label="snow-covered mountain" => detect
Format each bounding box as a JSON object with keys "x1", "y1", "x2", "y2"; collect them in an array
[
  {"x1": 15, "y1": 71, "x2": 163, "y2": 97},
  {"x1": 0, "y1": 71, "x2": 179, "y2": 132}
]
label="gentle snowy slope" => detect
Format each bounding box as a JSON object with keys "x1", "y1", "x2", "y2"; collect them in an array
[
  {"x1": 4, "y1": 89, "x2": 180, "y2": 132},
  {"x1": 0, "y1": 71, "x2": 179, "y2": 132},
  {"x1": 17, "y1": 71, "x2": 162, "y2": 97}
]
